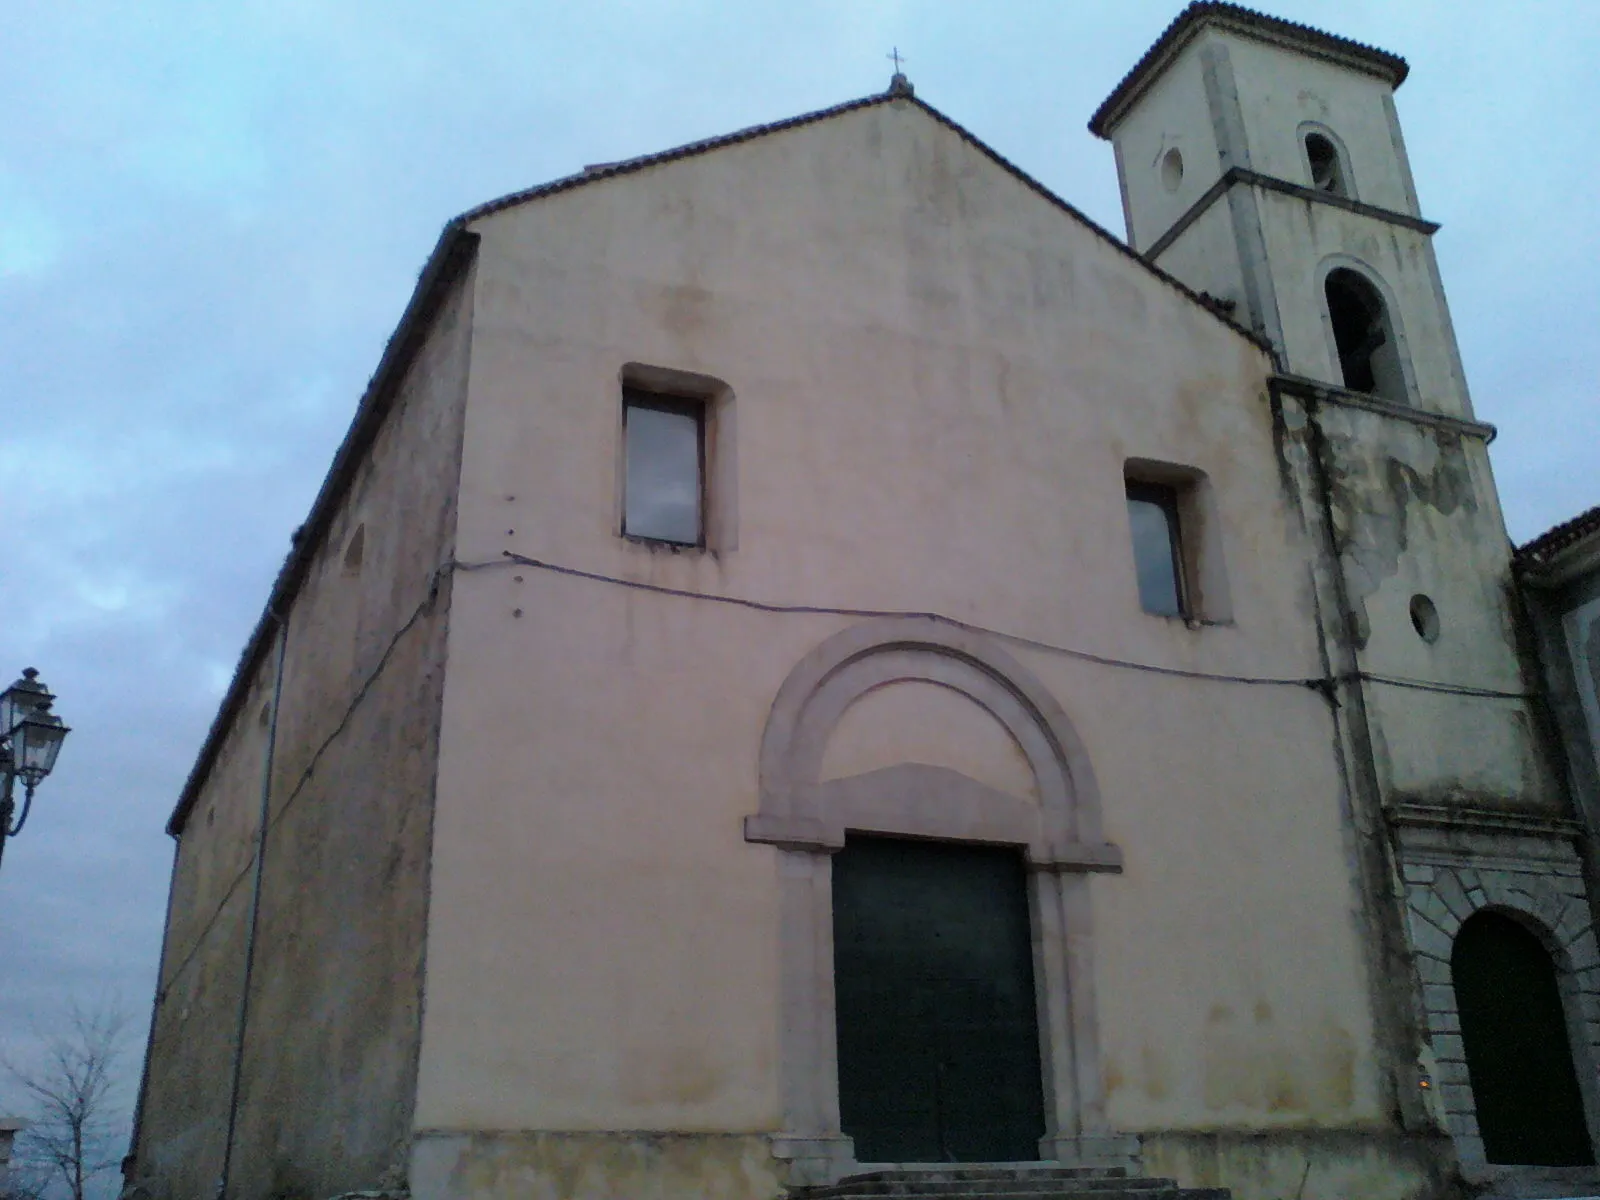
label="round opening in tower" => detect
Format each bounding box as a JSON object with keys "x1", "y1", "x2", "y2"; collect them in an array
[
  {"x1": 1160, "y1": 147, "x2": 1183, "y2": 192},
  {"x1": 1410, "y1": 593, "x2": 1440, "y2": 643}
]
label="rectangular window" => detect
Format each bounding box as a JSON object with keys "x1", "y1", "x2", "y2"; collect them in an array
[
  {"x1": 1125, "y1": 481, "x2": 1187, "y2": 618},
  {"x1": 623, "y1": 389, "x2": 704, "y2": 545}
]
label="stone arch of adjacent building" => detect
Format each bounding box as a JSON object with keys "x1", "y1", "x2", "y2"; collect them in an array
[
  {"x1": 743, "y1": 616, "x2": 1128, "y2": 1183},
  {"x1": 1405, "y1": 856, "x2": 1600, "y2": 1168}
]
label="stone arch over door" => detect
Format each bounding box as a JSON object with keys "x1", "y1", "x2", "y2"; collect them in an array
[
  {"x1": 1404, "y1": 861, "x2": 1600, "y2": 1168},
  {"x1": 744, "y1": 617, "x2": 1126, "y2": 1183}
]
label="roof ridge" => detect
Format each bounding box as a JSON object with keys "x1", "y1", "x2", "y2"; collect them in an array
[
  {"x1": 1089, "y1": 2, "x2": 1409, "y2": 138},
  {"x1": 456, "y1": 86, "x2": 1270, "y2": 353},
  {"x1": 457, "y1": 92, "x2": 894, "y2": 224}
]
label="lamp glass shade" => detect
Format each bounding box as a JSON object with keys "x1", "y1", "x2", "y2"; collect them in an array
[
  {"x1": 1, "y1": 671, "x2": 52, "y2": 736},
  {"x1": 13, "y1": 711, "x2": 68, "y2": 784}
]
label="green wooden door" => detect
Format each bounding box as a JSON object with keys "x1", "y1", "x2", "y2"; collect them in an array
[{"x1": 832, "y1": 835, "x2": 1045, "y2": 1163}]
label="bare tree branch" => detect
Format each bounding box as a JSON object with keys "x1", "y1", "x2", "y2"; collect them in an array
[{"x1": 2, "y1": 1003, "x2": 130, "y2": 1200}]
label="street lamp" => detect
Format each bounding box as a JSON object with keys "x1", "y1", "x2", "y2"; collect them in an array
[{"x1": 0, "y1": 668, "x2": 71, "y2": 875}]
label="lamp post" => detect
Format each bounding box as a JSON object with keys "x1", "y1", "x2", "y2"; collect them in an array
[{"x1": 0, "y1": 668, "x2": 71, "y2": 877}]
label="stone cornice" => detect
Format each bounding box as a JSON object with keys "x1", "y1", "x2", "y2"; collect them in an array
[
  {"x1": 1388, "y1": 802, "x2": 1585, "y2": 841},
  {"x1": 1271, "y1": 374, "x2": 1497, "y2": 442},
  {"x1": 1144, "y1": 165, "x2": 1437, "y2": 260}
]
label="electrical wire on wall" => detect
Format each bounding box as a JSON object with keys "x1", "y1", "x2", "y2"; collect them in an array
[{"x1": 460, "y1": 551, "x2": 1534, "y2": 704}]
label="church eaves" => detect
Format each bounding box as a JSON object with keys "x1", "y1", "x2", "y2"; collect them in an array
[
  {"x1": 1088, "y1": 2, "x2": 1410, "y2": 139},
  {"x1": 1517, "y1": 505, "x2": 1600, "y2": 575}
]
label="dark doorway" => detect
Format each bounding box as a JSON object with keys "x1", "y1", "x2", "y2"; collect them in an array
[
  {"x1": 832, "y1": 835, "x2": 1045, "y2": 1163},
  {"x1": 1452, "y1": 911, "x2": 1593, "y2": 1165}
]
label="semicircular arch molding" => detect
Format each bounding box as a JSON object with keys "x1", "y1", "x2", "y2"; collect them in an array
[
  {"x1": 745, "y1": 617, "x2": 1132, "y2": 1182},
  {"x1": 746, "y1": 616, "x2": 1119, "y2": 871},
  {"x1": 1404, "y1": 861, "x2": 1600, "y2": 1168}
]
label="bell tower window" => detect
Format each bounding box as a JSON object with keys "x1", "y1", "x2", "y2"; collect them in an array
[
  {"x1": 1304, "y1": 131, "x2": 1348, "y2": 197},
  {"x1": 1325, "y1": 268, "x2": 1406, "y2": 402}
]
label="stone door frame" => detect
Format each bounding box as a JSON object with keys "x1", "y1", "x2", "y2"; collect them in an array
[
  {"x1": 1398, "y1": 813, "x2": 1600, "y2": 1175},
  {"x1": 743, "y1": 617, "x2": 1127, "y2": 1184}
]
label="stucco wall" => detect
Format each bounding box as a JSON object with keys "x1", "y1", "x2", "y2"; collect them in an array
[
  {"x1": 1220, "y1": 35, "x2": 1417, "y2": 216},
  {"x1": 1109, "y1": 40, "x2": 1221, "y2": 253},
  {"x1": 1256, "y1": 196, "x2": 1470, "y2": 417},
  {"x1": 1150, "y1": 199, "x2": 1247, "y2": 317},
  {"x1": 415, "y1": 98, "x2": 1402, "y2": 1196},
  {"x1": 1524, "y1": 553, "x2": 1600, "y2": 843},
  {"x1": 135, "y1": 260, "x2": 476, "y2": 1200},
  {"x1": 1305, "y1": 404, "x2": 1554, "y2": 811}
]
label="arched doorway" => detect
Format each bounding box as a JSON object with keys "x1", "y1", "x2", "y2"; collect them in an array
[
  {"x1": 1324, "y1": 267, "x2": 1406, "y2": 402},
  {"x1": 1453, "y1": 911, "x2": 1593, "y2": 1165},
  {"x1": 744, "y1": 617, "x2": 1126, "y2": 1180}
]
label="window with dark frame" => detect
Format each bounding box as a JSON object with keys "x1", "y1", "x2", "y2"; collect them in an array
[
  {"x1": 1125, "y1": 481, "x2": 1187, "y2": 618},
  {"x1": 622, "y1": 388, "x2": 705, "y2": 546}
]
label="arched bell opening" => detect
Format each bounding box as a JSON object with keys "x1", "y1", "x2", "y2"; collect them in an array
[
  {"x1": 1304, "y1": 131, "x2": 1349, "y2": 197},
  {"x1": 1324, "y1": 267, "x2": 1407, "y2": 403}
]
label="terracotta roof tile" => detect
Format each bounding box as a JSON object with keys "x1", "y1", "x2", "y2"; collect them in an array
[
  {"x1": 1516, "y1": 505, "x2": 1600, "y2": 571},
  {"x1": 1089, "y1": 2, "x2": 1409, "y2": 138}
]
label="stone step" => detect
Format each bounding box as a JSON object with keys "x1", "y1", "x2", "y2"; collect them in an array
[
  {"x1": 805, "y1": 1174, "x2": 1142, "y2": 1194},
  {"x1": 1474, "y1": 1165, "x2": 1600, "y2": 1198},
  {"x1": 795, "y1": 1166, "x2": 1229, "y2": 1200},
  {"x1": 798, "y1": 1191, "x2": 1229, "y2": 1200}
]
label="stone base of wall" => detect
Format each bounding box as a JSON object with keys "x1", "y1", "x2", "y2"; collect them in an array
[
  {"x1": 409, "y1": 1127, "x2": 1465, "y2": 1200},
  {"x1": 1138, "y1": 1128, "x2": 1463, "y2": 1200},
  {"x1": 408, "y1": 1131, "x2": 786, "y2": 1200}
]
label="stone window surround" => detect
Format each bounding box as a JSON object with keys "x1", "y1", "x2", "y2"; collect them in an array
[
  {"x1": 1398, "y1": 812, "x2": 1600, "y2": 1177},
  {"x1": 615, "y1": 362, "x2": 738, "y2": 553},
  {"x1": 743, "y1": 616, "x2": 1128, "y2": 1185}
]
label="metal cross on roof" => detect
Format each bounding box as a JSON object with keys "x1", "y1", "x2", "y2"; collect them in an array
[{"x1": 888, "y1": 47, "x2": 905, "y2": 74}]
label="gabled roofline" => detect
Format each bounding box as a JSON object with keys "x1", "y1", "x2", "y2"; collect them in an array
[
  {"x1": 167, "y1": 81, "x2": 1274, "y2": 834},
  {"x1": 1089, "y1": 2, "x2": 1409, "y2": 139},
  {"x1": 166, "y1": 227, "x2": 480, "y2": 836},
  {"x1": 460, "y1": 85, "x2": 1270, "y2": 353}
]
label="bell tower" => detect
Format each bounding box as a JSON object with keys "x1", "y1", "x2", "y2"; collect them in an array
[
  {"x1": 1090, "y1": 2, "x2": 1473, "y2": 419},
  {"x1": 1092, "y1": 5, "x2": 1600, "y2": 1176}
]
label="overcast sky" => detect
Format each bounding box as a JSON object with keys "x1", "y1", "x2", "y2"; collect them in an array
[{"x1": 2, "y1": 0, "x2": 1596, "y2": 1147}]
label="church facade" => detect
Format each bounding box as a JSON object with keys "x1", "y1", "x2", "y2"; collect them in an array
[{"x1": 126, "y1": 6, "x2": 1600, "y2": 1200}]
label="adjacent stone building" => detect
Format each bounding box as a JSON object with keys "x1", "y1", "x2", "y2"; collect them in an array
[{"x1": 125, "y1": 6, "x2": 1600, "y2": 1199}]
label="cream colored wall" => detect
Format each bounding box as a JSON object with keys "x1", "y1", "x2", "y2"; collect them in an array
[
  {"x1": 417, "y1": 99, "x2": 1385, "y2": 1146},
  {"x1": 1304, "y1": 402, "x2": 1555, "y2": 812},
  {"x1": 820, "y1": 681, "x2": 1038, "y2": 801},
  {"x1": 1220, "y1": 35, "x2": 1415, "y2": 215},
  {"x1": 137, "y1": 263, "x2": 476, "y2": 1199},
  {"x1": 1256, "y1": 195, "x2": 1469, "y2": 415},
  {"x1": 1110, "y1": 41, "x2": 1221, "y2": 252},
  {"x1": 1151, "y1": 199, "x2": 1247, "y2": 316}
]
